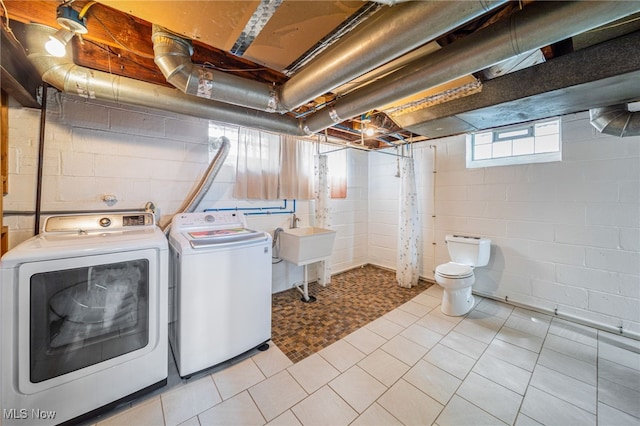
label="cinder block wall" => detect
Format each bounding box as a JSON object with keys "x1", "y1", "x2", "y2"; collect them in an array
[{"x1": 368, "y1": 112, "x2": 640, "y2": 335}]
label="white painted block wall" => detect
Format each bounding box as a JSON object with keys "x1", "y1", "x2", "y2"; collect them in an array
[
  {"x1": 4, "y1": 92, "x2": 368, "y2": 293},
  {"x1": 367, "y1": 112, "x2": 639, "y2": 335}
]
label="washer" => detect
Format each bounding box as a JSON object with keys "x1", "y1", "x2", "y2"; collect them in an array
[
  {"x1": 168, "y1": 212, "x2": 272, "y2": 378},
  {"x1": 0, "y1": 212, "x2": 168, "y2": 426}
]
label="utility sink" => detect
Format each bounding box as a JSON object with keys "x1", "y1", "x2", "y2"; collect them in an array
[{"x1": 279, "y1": 227, "x2": 336, "y2": 266}]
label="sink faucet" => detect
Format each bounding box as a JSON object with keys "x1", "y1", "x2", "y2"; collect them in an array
[{"x1": 291, "y1": 214, "x2": 300, "y2": 228}]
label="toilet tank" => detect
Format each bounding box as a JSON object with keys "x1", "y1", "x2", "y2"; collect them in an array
[{"x1": 445, "y1": 234, "x2": 491, "y2": 267}]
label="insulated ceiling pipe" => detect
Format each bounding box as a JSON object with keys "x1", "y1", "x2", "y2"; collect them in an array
[
  {"x1": 590, "y1": 104, "x2": 640, "y2": 137},
  {"x1": 24, "y1": 24, "x2": 303, "y2": 136},
  {"x1": 152, "y1": 25, "x2": 280, "y2": 112},
  {"x1": 302, "y1": 1, "x2": 640, "y2": 134},
  {"x1": 277, "y1": 0, "x2": 508, "y2": 111},
  {"x1": 149, "y1": 1, "x2": 508, "y2": 114}
]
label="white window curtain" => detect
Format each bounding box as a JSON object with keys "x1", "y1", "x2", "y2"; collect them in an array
[
  {"x1": 396, "y1": 155, "x2": 421, "y2": 288},
  {"x1": 280, "y1": 135, "x2": 314, "y2": 200},
  {"x1": 314, "y1": 153, "x2": 332, "y2": 286},
  {"x1": 233, "y1": 128, "x2": 281, "y2": 200}
]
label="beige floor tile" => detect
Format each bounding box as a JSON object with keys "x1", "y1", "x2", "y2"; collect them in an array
[
  {"x1": 496, "y1": 326, "x2": 544, "y2": 353},
  {"x1": 598, "y1": 334, "x2": 640, "y2": 371},
  {"x1": 424, "y1": 343, "x2": 476, "y2": 380},
  {"x1": 544, "y1": 334, "x2": 597, "y2": 364},
  {"x1": 177, "y1": 416, "x2": 201, "y2": 426},
  {"x1": 351, "y1": 402, "x2": 403, "y2": 426},
  {"x1": 404, "y1": 359, "x2": 461, "y2": 405},
  {"x1": 198, "y1": 391, "x2": 264, "y2": 426},
  {"x1": 329, "y1": 365, "x2": 387, "y2": 413},
  {"x1": 436, "y1": 395, "x2": 507, "y2": 426},
  {"x1": 416, "y1": 312, "x2": 458, "y2": 335},
  {"x1": 287, "y1": 353, "x2": 340, "y2": 394},
  {"x1": 514, "y1": 413, "x2": 544, "y2": 426},
  {"x1": 400, "y1": 323, "x2": 444, "y2": 349},
  {"x1": 266, "y1": 410, "x2": 302, "y2": 426},
  {"x1": 291, "y1": 386, "x2": 358, "y2": 426},
  {"x1": 398, "y1": 300, "x2": 434, "y2": 318},
  {"x1": 598, "y1": 377, "x2": 640, "y2": 418},
  {"x1": 548, "y1": 318, "x2": 597, "y2": 347},
  {"x1": 510, "y1": 308, "x2": 552, "y2": 324},
  {"x1": 456, "y1": 372, "x2": 522, "y2": 425},
  {"x1": 365, "y1": 316, "x2": 404, "y2": 339},
  {"x1": 440, "y1": 330, "x2": 488, "y2": 359},
  {"x1": 344, "y1": 327, "x2": 387, "y2": 355},
  {"x1": 597, "y1": 402, "x2": 640, "y2": 426},
  {"x1": 484, "y1": 338, "x2": 538, "y2": 372},
  {"x1": 378, "y1": 379, "x2": 443, "y2": 426},
  {"x1": 252, "y1": 343, "x2": 294, "y2": 378},
  {"x1": 249, "y1": 370, "x2": 307, "y2": 422},
  {"x1": 504, "y1": 315, "x2": 550, "y2": 338},
  {"x1": 381, "y1": 334, "x2": 429, "y2": 366},
  {"x1": 599, "y1": 358, "x2": 640, "y2": 391},
  {"x1": 317, "y1": 339, "x2": 366, "y2": 372},
  {"x1": 161, "y1": 376, "x2": 221, "y2": 426},
  {"x1": 538, "y1": 347, "x2": 597, "y2": 385},
  {"x1": 424, "y1": 285, "x2": 444, "y2": 299},
  {"x1": 520, "y1": 386, "x2": 595, "y2": 426},
  {"x1": 412, "y1": 293, "x2": 442, "y2": 308},
  {"x1": 473, "y1": 353, "x2": 531, "y2": 395},
  {"x1": 384, "y1": 307, "x2": 421, "y2": 327},
  {"x1": 530, "y1": 365, "x2": 597, "y2": 414},
  {"x1": 358, "y1": 348, "x2": 410, "y2": 387},
  {"x1": 97, "y1": 395, "x2": 164, "y2": 426},
  {"x1": 211, "y1": 358, "x2": 265, "y2": 400},
  {"x1": 473, "y1": 298, "x2": 514, "y2": 319}
]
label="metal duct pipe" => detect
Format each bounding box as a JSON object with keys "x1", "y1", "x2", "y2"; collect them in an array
[
  {"x1": 303, "y1": 1, "x2": 640, "y2": 134},
  {"x1": 24, "y1": 24, "x2": 303, "y2": 136},
  {"x1": 278, "y1": 0, "x2": 508, "y2": 111},
  {"x1": 151, "y1": 25, "x2": 279, "y2": 112},
  {"x1": 590, "y1": 103, "x2": 640, "y2": 137}
]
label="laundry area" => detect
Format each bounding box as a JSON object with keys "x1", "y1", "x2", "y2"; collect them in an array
[{"x1": 1, "y1": 1, "x2": 640, "y2": 425}]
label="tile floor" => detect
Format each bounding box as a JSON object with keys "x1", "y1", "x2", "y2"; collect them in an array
[{"x1": 94, "y1": 285, "x2": 640, "y2": 426}]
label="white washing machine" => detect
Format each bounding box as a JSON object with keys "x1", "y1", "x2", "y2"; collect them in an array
[
  {"x1": 168, "y1": 212, "x2": 272, "y2": 378},
  {"x1": 0, "y1": 212, "x2": 168, "y2": 426}
]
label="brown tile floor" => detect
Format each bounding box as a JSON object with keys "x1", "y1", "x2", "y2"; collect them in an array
[{"x1": 271, "y1": 264, "x2": 433, "y2": 363}]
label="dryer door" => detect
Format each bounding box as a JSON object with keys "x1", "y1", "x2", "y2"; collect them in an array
[{"x1": 16, "y1": 249, "x2": 160, "y2": 394}]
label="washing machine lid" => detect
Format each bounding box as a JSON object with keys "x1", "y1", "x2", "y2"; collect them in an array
[
  {"x1": 185, "y1": 227, "x2": 267, "y2": 248},
  {"x1": 436, "y1": 262, "x2": 473, "y2": 278}
]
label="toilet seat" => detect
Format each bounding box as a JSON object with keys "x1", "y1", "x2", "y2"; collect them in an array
[{"x1": 435, "y1": 262, "x2": 473, "y2": 279}]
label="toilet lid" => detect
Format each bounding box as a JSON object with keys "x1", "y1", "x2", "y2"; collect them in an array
[{"x1": 436, "y1": 262, "x2": 473, "y2": 278}]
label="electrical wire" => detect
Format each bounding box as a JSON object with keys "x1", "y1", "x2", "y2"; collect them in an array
[
  {"x1": 0, "y1": 0, "x2": 22, "y2": 46},
  {"x1": 202, "y1": 61, "x2": 270, "y2": 73}
]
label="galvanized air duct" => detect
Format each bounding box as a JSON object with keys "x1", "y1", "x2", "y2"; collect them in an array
[
  {"x1": 150, "y1": 1, "x2": 507, "y2": 114},
  {"x1": 151, "y1": 25, "x2": 280, "y2": 112},
  {"x1": 302, "y1": 1, "x2": 640, "y2": 134},
  {"x1": 277, "y1": 0, "x2": 508, "y2": 111},
  {"x1": 24, "y1": 24, "x2": 303, "y2": 136},
  {"x1": 590, "y1": 103, "x2": 640, "y2": 137}
]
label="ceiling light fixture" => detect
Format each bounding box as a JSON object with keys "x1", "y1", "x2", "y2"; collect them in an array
[
  {"x1": 45, "y1": 28, "x2": 74, "y2": 57},
  {"x1": 45, "y1": 2, "x2": 95, "y2": 57}
]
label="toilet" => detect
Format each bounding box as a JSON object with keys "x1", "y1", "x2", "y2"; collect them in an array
[{"x1": 435, "y1": 234, "x2": 491, "y2": 316}]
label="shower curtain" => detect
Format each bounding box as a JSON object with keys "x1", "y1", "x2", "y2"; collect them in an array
[
  {"x1": 397, "y1": 155, "x2": 420, "y2": 288},
  {"x1": 315, "y1": 154, "x2": 332, "y2": 286}
]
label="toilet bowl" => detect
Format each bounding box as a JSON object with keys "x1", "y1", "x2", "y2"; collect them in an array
[{"x1": 435, "y1": 235, "x2": 491, "y2": 316}]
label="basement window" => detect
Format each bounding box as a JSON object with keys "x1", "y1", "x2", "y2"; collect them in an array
[{"x1": 466, "y1": 118, "x2": 562, "y2": 168}]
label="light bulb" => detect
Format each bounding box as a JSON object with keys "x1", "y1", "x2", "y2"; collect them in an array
[{"x1": 45, "y1": 29, "x2": 74, "y2": 57}]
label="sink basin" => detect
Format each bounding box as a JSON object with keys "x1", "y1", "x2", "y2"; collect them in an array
[{"x1": 279, "y1": 227, "x2": 336, "y2": 266}]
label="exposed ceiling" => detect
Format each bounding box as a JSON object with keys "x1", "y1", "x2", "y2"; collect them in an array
[{"x1": 2, "y1": 0, "x2": 640, "y2": 148}]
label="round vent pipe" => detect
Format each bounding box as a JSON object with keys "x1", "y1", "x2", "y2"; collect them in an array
[{"x1": 589, "y1": 103, "x2": 640, "y2": 137}]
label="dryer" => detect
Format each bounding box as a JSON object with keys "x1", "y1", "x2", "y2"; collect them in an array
[
  {"x1": 168, "y1": 212, "x2": 272, "y2": 378},
  {"x1": 0, "y1": 212, "x2": 168, "y2": 426}
]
